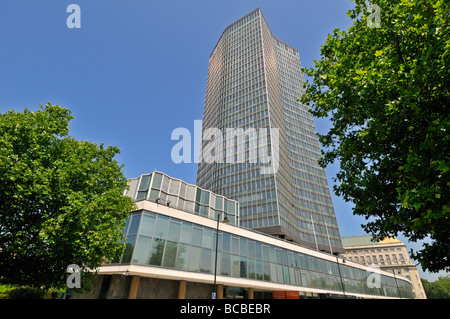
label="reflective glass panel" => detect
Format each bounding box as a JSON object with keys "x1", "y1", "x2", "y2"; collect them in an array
[
  {"x1": 139, "y1": 175, "x2": 151, "y2": 191},
  {"x1": 221, "y1": 252, "x2": 230, "y2": 276},
  {"x1": 202, "y1": 228, "x2": 213, "y2": 249},
  {"x1": 179, "y1": 222, "x2": 192, "y2": 244},
  {"x1": 240, "y1": 237, "x2": 247, "y2": 256},
  {"x1": 162, "y1": 241, "x2": 177, "y2": 268},
  {"x1": 175, "y1": 243, "x2": 189, "y2": 270},
  {"x1": 132, "y1": 235, "x2": 152, "y2": 264},
  {"x1": 148, "y1": 238, "x2": 165, "y2": 266},
  {"x1": 152, "y1": 173, "x2": 163, "y2": 189},
  {"x1": 192, "y1": 227, "x2": 203, "y2": 246},
  {"x1": 231, "y1": 236, "x2": 239, "y2": 255},
  {"x1": 188, "y1": 246, "x2": 201, "y2": 272},
  {"x1": 154, "y1": 215, "x2": 169, "y2": 239},
  {"x1": 128, "y1": 214, "x2": 141, "y2": 235},
  {"x1": 222, "y1": 232, "x2": 230, "y2": 252},
  {"x1": 200, "y1": 248, "x2": 211, "y2": 273},
  {"x1": 140, "y1": 214, "x2": 156, "y2": 237},
  {"x1": 167, "y1": 221, "x2": 181, "y2": 242},
  {"x1": 121, "y1": 235, "x2": 136, "y2": 263}
]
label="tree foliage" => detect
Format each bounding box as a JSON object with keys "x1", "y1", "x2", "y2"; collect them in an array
[
  {"x1": 0, "y1": 103, "x2": 135, "y2": 289},
  {"x1": 301, "y1": 0, "x2": 449, "y2": 272},
  {"x1": 422, "y1": 275, "x2": 450, "y2": 299}
]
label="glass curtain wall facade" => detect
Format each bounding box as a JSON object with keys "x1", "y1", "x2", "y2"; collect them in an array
[
  {"x1": 116, "y1": 210, "x2": 414, "y2": 299},
  {"x1": 196, "y1": 8, "x2": 343, "y2": 253},
  {"x1": 125, "y1": 171, "x2": 239, "y2": 225}
]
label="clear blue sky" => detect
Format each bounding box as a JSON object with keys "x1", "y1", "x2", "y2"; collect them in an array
[{"x1": 0, "y1": 0, "x2": 445, "y2": 280}]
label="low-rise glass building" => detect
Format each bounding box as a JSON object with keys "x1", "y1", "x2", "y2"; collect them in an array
[{"x1": 74, "y1": 172, "x2": 415, "y2": 299}]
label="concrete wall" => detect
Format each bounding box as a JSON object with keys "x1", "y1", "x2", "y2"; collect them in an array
[
  {"x1": 72, "y1": 275, "x2": 215, "y2": 299},
  {"x1": 185, "y1": 282, "x2": 213, "y2": 299},
  {"x1": 107, "y1": 275, "x2": 131, "y2": 299},
  {"x1": 136, "y1": 277, "x2": 179, "y2": 299}
]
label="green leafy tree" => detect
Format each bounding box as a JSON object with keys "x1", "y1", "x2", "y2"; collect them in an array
[
  {"x1": 422, "y1": 276, "x2": 450, "y2": 299},
  {"x1": 0, "y1": 103, "x2": 135, "y2": 289},
  {"x1": 301, "y1": 0, "x2": 449, "y2": 272}
]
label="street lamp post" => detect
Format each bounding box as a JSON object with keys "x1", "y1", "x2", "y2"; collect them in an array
[{"x1": 213, "y1": 212, "x2": 228, "y2": 299}]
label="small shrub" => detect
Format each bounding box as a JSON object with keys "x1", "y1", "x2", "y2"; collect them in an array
[{"x1": 8, "y1": 287, "x2": 46, "y2": 299}]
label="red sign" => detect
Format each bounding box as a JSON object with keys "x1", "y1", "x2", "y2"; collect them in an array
[
  {"x1": 272, "y1": 291, "x2": 286, "y2": 299},
  {"x1": 286, "y1": 291, "x2": 299, "y2": 299},
  {"x1": 273, "y1": 291, "x2": 299, "y2": 299}
]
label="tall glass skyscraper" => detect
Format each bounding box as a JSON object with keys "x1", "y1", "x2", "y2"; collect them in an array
[{"x1": 196, "y1": 8, "x2": 344, "y2": 254}]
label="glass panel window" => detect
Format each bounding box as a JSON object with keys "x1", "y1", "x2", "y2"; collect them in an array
[
  {"x1": 225, "y1": 199, "x2": 236, "y2": 214},
  {"x1": 248, "y1": 241, "x2": 255, "y2": 258},
  {"x1": 276, "y1": 264, "x2": 283, "y2": 284},
  {"x1": 188, "y1": 246, "x2": 201, "y2": 272},
  {"x1": 162, "y1": 241, "x2": 178, "y2": 268},
  {"x1": 192, "y1": 227, "x2": 203, "y2": 246},
  {"x1": 269, "y1": 246, "x2": 276, "y2": 263},
  {"x1": 221, "y1": 252, "x2": 230, "y2": 276},
  {"x1": 222, "y1": 232, "x2": 231, "y2": 252},
  {"x1": 275, "y1": 249, "x2": 282, "y2": 264},
  {"x1": 287, "y1": 252, "x2": 294, "y2": 267},
  {"x1": 136, "y1": 191, "x2": 147, "y2": 201},
  {"x1": 231, "y1": 254, "x2": 240, "y2": 277},
  {"x1": 255, "y1": 242, "x2": 262, "y2": 259},
  {"x1": 307, "y1": 256, "x2": 315, "y2": 270},
  {"x1": 262, "y1": 245, "x2": 269, "y2": 261},
  {"x1": 231, "y1": 236, "x2": 239, "y2": 254},
  {"x1": 200, "y1": 248, "x2": 212, "y2": 273},
  {"x1": 200, "y1": 205, "x2": 208, "y2": 216},
  {"x1": 167, "y1": 221, "x2": 181, "y2": 242},
  {"x1": 303, "y1": 254, "x2": 310, "y2": 269},
  {"x1": 263, "y1": 261, "x2": 270, "y2": 281},
  {"x1": 202, "y1": 228, "x2": 213, "y2": 249},
  {"x1": 140, "y1": 214, "x2": 156, "y2": 237},
  {"x1": 195, "y1": 189, "x2": 202, "y2": 203},
  {"x1": 281, "y1": 249, "x2": 288, "y2": 265},
  {"x1": 248, "y1": 258, "x2": 255, "y2": 279},
  {"x1": 224, "y1": 199, "x2": 231, "y2": 214},
  {"x1": 302, "y1": 271, "x2": 310, "y2": 287},
  {"x1": 148, "y1": 238, "x2": 165, "y2": 266},
  {"x1": 154, "y1": 215, "x2": 169, "y2": 239},
  {"x1": 128, "y1": 214, "x2": 141, "y2": 235},
  {"x1": 121, "y1": 235, "x2": 136, "y2": 263},
  {"x1": 289, "y1": 267, "x2": 296, "y2": 285},
  {"x1": 270, "y1": 262, "x2": 277, "y2": 283},
  {"x1": 179, "y1": 222, "x2": 192, "y2": 244},
  {"x1": 175, "y1": 243, "x2": 189, "y2": 270},
  {"x1": 152, "y1": 173, "x2": 163, "y2": 189},
  {"x1": 132, "y1": 236, "x2": 152, "y2": 264},
  {"x1": 283, "y1": 266, "x2": 290, "y2": 284},
  {"x1": 194, "y1": 203, "x2": 200, "y2": 214},
  {"x1": 215, "y1": 197, "x2": 223, "y2": 210},
  {"x1": 139, "y1": 175, "x2": 151, "y2": 191},
  {"x1": 240, "y1": 237, "x2": 248, "y2": 256},
  {"x1": 149, "y1": 189, "x2": 159, "y2": 201},
  {"x1": 201, "y1": 190, "x2": 210, "y2": 205}
]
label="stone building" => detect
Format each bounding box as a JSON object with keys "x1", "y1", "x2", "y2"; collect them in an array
[{"x1": 341, "y1": 236, "x2": 426, "y2": 299}]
